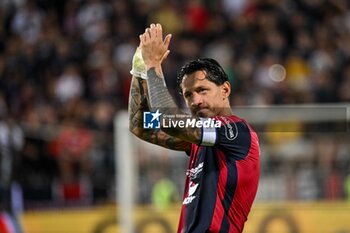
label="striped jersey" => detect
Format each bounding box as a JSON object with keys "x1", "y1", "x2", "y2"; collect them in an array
[{"x1": 177, "y1": 115, "x2": 260, "y2": 233}]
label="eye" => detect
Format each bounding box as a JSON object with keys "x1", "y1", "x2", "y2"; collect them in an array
[
  {"x1": 198, "y1": 88, "x2": 207, "y2": 94},
  {"x1": 184, "y1": 92, "x2": 192, "y2": 99}
]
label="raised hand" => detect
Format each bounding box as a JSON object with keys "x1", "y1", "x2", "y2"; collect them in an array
[{"x1": 140, "y1": 23, "x2": 172, "y2": 70}]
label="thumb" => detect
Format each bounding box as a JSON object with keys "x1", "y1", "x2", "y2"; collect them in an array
[
  {"x1": 163, "y1": 34, "x2": 172, "y2": 49},
  {"x1": 161, "y1": 50, "x2": 170, "y2": 63}
]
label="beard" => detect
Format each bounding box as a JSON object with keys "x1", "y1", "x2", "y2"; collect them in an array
[{"x1": 192, "y1": 107, "x2": 215, "y2": 118}]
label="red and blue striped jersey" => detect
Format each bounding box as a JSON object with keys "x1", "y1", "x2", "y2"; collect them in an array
[{"x1": 177, "y1": 115, "x2": 260, "y2": 233}]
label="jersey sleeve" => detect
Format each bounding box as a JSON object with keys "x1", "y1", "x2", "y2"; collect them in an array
[
  {"x1": 199, "y1": 116, "x2": 252, "y2": 160},
  {"x1": 198, "y1": 118, "x2": 218, "y2": 146}
]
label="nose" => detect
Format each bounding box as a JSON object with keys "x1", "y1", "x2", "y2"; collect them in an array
[{"x1": 190, "y1": 92, "x2": 203, "y2": 108}]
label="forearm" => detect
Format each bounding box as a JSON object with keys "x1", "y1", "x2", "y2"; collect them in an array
[
  {"x1": 128, "y1": 76, "x2": 149, "y2": 136},
  {"x1": 146, "y1": 66, "x2": 180, "y2": 112},
  {"x1": 128, "y1": 75, "x2": 191, "y2": 151},
  {"x1": 146, "y1": 66, "x2": 201, "y2": 144}
]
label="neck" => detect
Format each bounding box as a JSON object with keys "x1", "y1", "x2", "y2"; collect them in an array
[
  {"x1": 220, "y1": 107, "x2": 234, "y2": 116},
  {"x1": 216, "y1": 101, "x2": 233, "y2": 116}
]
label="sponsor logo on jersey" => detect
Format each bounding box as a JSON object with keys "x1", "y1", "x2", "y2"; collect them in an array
[
  {"x1": 186, "y1": 162, "x2": 203, "y2": 179},
  {"x1": 183, "y1": 181, "x2": 199, "y2": 205},
  {"x1": 220, "y1": 117, "x2": 238, "y2": 140}
]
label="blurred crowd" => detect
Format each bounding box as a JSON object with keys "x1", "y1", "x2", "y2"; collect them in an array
[{"x1": 0, "y1": 0, "x2": 350, "y2": 210}]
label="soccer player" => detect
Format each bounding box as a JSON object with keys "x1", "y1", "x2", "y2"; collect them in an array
[{"x1": 128, "y1": 23, "x2": 260, "y2": 233}]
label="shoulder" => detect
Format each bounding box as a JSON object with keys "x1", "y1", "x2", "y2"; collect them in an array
[
  {"x1": 212, "y1": 115, "x2": 258, "y2": 160},
  {"x1": 198, "y1": 115, "x2": 257, "y2": 148},
  {"x1": 213, "y1": 115, "x2": 254, "y2": 136},
  {"x1": 214, "y1": 115, "x2": 249, "y2": 125}
]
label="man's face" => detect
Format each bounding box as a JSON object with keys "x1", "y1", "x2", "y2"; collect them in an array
[{"x1": 181, "y1": 70, "x2": 229, "y2": 118}]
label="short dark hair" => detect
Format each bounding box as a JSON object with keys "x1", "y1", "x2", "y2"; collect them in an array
[{"x1": 177, "y1": 58, "x2": 229, "y2": 95}]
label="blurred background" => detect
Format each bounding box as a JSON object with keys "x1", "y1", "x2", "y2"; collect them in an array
[{"x1": 0, "y1": 0, "x2": 349, "y2": 232}]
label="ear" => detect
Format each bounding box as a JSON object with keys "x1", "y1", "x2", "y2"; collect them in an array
[{"x1": 221, "y1": 81, "x2": 231, "y2": 99}]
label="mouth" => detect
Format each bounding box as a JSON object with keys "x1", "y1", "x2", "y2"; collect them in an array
[{"x1": 193, "y1": 108, "x2": 210, "y2": 117}]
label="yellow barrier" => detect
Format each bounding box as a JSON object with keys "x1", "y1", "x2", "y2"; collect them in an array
[
  {"x1": 244, "y1": 202, "x2": 350, "y2": 233},
  {"x1": 21, "y1": 202, "x2": 350, "y2": 233}
]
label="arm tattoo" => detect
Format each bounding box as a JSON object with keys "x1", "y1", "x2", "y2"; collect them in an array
[
  {"x1": 138, "y1": 78, "x2": 147, "y2": 105},
  {"x1": 128, "y1": 77, "x2": 148, "y2": 134},
  {"x1": 146, "y1": 68, "x2": 178, "y2": 110},
  {"x1": 128, "y1": 75, "x2": 191, "y2": 151},
  {"x1": 146, "y1": 68, "x2": 201, "y2": 144}
]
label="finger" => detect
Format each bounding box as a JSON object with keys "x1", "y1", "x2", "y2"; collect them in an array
[
  {"x1": 161, "y1": 50, "x2": 170, "y2": 62},
  {"x1": 140, "y1": 34, "x2": 145, "y2": 44},
  {"x1": 138, "y1": 35, "x2": 142, "y2": 46},
  {"x1": 144, "y1": 28, "x2": 151, "y2": 42},
  {"x1": 156, "y1": 23, "x2": 162, "y2": 39},
  {"x1": 163, "y1": 34, "x2": 172, "y2": 48},
  {"x1": 140, "y1": 33, "x2": 146, "y2": 44},
  {"x1": 149, "y1": 23, "x2": 157, "y2": 38}
]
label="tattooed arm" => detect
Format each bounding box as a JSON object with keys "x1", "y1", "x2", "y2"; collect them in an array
[
  {"x1": 140, "y1": 24, "x2": 202, "y2": 144},
  {"x1": 128, "y1": 73, "x2": 191, "y2": 152}
]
